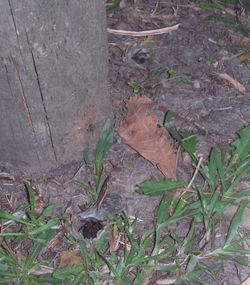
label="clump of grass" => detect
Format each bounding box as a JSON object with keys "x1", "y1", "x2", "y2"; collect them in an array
[
  {"x1": 76, "y1": 118, "x2": 115, "y2": 203},
  {"x1": 198, "y1": 0, "x2": 250, "y2": 37},
  {"x1": 0, "y1": 120, "x2": 249, "y2": 284},
  {"x1": 0, "y1": 183, "x2": 62, "y2": 284}
]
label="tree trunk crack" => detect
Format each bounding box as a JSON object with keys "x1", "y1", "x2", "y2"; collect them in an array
[
  {"x1": 7, "y1": 0, "x2": 25, "y2": 60},
  {"x1": 30, "y1": 50, "x2": 58, "y2": 163}
]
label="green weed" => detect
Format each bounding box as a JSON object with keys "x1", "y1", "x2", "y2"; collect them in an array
[
  {"x1": 198, "y1": 0, "x2": 250, "y2": 37},
  {"x1": 1, "y1": 118, "x2": 249, "y2": 284},
  {"x1": 0, "y1": 184, "x2": 62, "y2": 284},
  {"x1": 137, "y1": 120, "x2": 250, "y2": 283},
  {"x1": 76, "y1": 119, "x2": 115, "y2": 202}
]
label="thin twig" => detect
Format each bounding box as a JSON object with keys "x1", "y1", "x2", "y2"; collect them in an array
[
  {"x1": 187, "y1": 157, "x2": 203, "y2": 189},
  {"x1": 107, "y1": 24, "x2": 180, "y2": 37},
  {"x1": 182, "y1": 157, "x2": 203, "y2": 197}
]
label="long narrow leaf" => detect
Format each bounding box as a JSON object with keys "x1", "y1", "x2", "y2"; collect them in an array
[
  {"x1": 53, "y1": 265, "x2": 83, "y2": 280},
  {"x1": 138, "y1": 178, "x2": 186, "y2": 196},
  {"x1": 214, "y1": 150, "x2": 226, "y2": 192},
  {"x1": 232, "y1": 188, "x2": 250, "y2": 198},
  {"x1": 24, "y1": 229, "x2": 55, "y2": 268},
  {"x1": 156, "y1": 195, "x2": 172, "y2": 224},
  {"x1": 25, "y1": 183, "x2": 37, "y2": 224},
  {"x1": 0, "y1": 210, "x2": 32, "y2": 226},
  {"x1": 95, "y1": 119, "x2": 115, "y2": 177},
  {"x1": 224, "y1": 166, "x2": 250, "y2": 196},
  {"x1": 231, "y1": 125, "x2": 250, "y2": 163},
  {"x1": 186, "y1": 255, "x2": 198, "y2": 273},
  {"x1": 223, "y1": 200, "x2": 249, "y2": 248},
  {"x1": 182, "y1": 222, "x2": 195, "y2": 252},
  {"x1": 28, "y1": 219, "x2": 58, "y2": 235}
]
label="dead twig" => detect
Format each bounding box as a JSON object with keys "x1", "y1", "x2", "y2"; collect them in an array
[
  {"x1": 107, "y1": 24, "x2": 180, "y2": 37},
  {"x1": 181, "y1": 157, "x2": 203, "y2": 197}
]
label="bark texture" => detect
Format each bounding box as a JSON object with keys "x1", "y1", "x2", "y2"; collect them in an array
[{"x1": 0, "y1": 0, "x2": 111, "y2": 174}]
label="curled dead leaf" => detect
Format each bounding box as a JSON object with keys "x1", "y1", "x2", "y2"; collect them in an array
[
  {"x1": 119, "y1": 96, "x2": 177, "y2": 180},
  {"x1": 215, "y1": 72, "x2": 246, "y2": 92}
]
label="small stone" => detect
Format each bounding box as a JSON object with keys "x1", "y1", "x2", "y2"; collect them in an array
[{"x1": 193, "y1": 80, "x2": 201, "y2": 89}]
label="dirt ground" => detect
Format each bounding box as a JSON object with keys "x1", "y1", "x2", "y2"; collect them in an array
[{"x1": 0, "y1": 1, "x2": 250, "y2": 284}]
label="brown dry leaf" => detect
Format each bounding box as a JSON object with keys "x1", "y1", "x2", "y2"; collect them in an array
[
  {"x1": 119, "y1": 96, "x2": 177, "y2": 180},
  {"x1": 241, "y1": 277, "x2": 250, "y2": 285},
  {"x1": 59, "y1": 250, "x2": 83, "y2": 268},
  {"x1": 239, "y1": 53, "x2": 250, "y2": 64},
  {"x1": 107, "y1": 224, "x2": 121, "y2": 253},
  {"x1": 215, "y1": 72, "x2": 246, "y2": 92}
]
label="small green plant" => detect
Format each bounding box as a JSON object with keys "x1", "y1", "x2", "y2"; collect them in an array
[
  {"x1": 128, "y1": 82, "x2": 141, "y2": 94},
  {"x1": 0, "y1": 183, "x2": 62, "y2": 284},
  {"x1": 106, "y1": 0, "x2": 122, "y2": 11},
  {"x1": 198, "y1": 0, "x2": 250, "y2": 37},
  {"x1": 1, "y1": 115, "x2": 249, "y2": 284},
  {"x1": 137, "y1": 121, "x2": 250, "y2": 283},
  {"x1": 76, "y1": 119, "x2": 115, "y2": 202}
]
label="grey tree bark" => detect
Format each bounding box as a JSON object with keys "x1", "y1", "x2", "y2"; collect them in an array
[{"x1": 0, "y1": 0, "x2": 111, "y2": 174}]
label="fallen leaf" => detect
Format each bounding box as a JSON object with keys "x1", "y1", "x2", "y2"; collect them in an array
[
  {"x1": 239, "y1": 53, "x2": 250, "y2": 64},
  {"x1": 107, "y1": 224, "x2": 121, "y2": 253},
  {"x1": 59, "y1": 251, "x2": 83, "y2": 267},
  {"x1": 119, "y1": 96, "x2": 177, "y2": 179},
  {"x1": 241, "y1": 277, "x2": 250, "y2": 285},
  {"x1": 215, "y1": 72, "x2": 246, "y2": 92}
]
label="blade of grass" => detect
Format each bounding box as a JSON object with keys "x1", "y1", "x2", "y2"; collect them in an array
[
  {"x1": 138, "y1": 178, "x2": 186, "y2": 196},
  {"x1": 24, "y1": 229, "x2": 55, "y2": 268},
  {"x1": 223, "y1": 199, "x2": 249, "y2": 248},
  {"x1": 0, "y1": 210, "x2": 32, "y2": 226}
]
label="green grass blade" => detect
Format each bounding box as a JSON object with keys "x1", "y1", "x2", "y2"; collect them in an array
[
  {"x1": 0, "y1": 232, "x2": 26, "y2": 237},
  {"x1": 0, "y1": 277, "x2": 18, "y2": 284},
  {"x1": 138, "y1": 178, "x2": 186, "y2": 196},
  {"x1": 225, "y1": 165, "x2": 250, "y2": 196},
  {"x1": 207, "y1": 148, "x2": 217, "y2": 190},
  {"x1": 186, "y1": 255, "x2": 198, "y2": 273},
  {"x1": 52, "y1": 265, "x2": 83, "y2": 280},
  {"x1": 106, "y1": 0, "x2": 121, "y2": 11},
  {"x1": 156, "y1": 195, "x2": 172, "y2": 224},
  {"x1": 37, "y1": 204, "x2": 56, "y2": 222},
  {"x1": 24, "y1": 229, "x2": 55, "y2": 268},
  {"x1": 182, "y1": 222, "x2": 195, "y2": 252},
  {"x1": 232, "y1": 187, "x2": 250, "y2": 198},
  {"x1": 214, "y1": 150, "x2": 226, "y2": 192},
  {"x1": 163, "y1": 110, "x2": 174, "y2": 127},
  {"x1": 28, "y1": 218, "x2": 58, "y2": 235},
  {"x1": 230, "y1": 125, "x2": 250, "y2": 165},
  {"x1": 79, "y1": 241, "x2": 90, "y2": 271},
  {"x1": 82, "y1": 147, "x2": 91, "y2": 166},
  {"x1": 96, "y1": 250, "x2": 118, "y2": 278},
  {"x1": 216, "y1": 254, "x2": 250, "y2": 266},
  {"x1": 223, "y1": 248, "x2": 250, "y2": 254},
  {"x1": 95, "y1": 119, "x2": 115, "y2": 178},
  {"x1": 0, "y1": 210, "x2": 32, "y2": 226},
  {"x1": 25, "y1": 183, "x2": 37, "y2": 224},
  {"x1": 208, "y1": 188, "x2": 220, "y2": 213},
  {"x1": 168, "y1": 128, "x2": 198, "y2": 158},
  {"x1": 223, "y1": 200, "x2": 249, "y2": 248}
]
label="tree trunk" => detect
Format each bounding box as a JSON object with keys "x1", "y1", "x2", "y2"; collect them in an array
[{"x1": 0, "y1": 0, "x2": 111, "y2": 174}]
